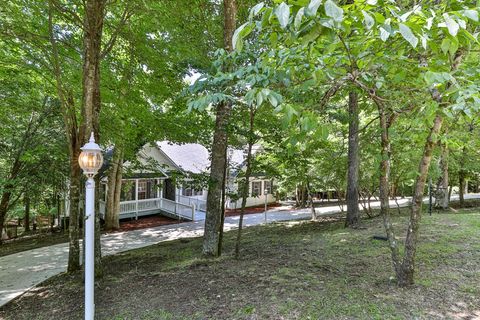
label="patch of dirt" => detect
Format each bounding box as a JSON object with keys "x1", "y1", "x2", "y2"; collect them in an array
[
  {"x1": 1, "y1": 210, "x2": 479, "y2": 319},
  {"x1": 114, "y1": 215, "x2": 182, "y2": 232},
  {"x1": 225, "y1": 203, "x2": 283, "y2": 217}
]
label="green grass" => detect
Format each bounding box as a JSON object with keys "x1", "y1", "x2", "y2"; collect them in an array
[{"x1": 1, "y1": 209, "x2": 479, "y2": 320}]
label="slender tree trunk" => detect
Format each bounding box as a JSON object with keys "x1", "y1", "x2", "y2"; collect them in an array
[
  {"x1": 82, "y1": 0, "x2": 107, "y2": 275},
  {"x1": 301, "y1": 184, "x2": 307, "y2": 207},
  {"x1": 346, "y1": 91, "x2": 360, "y2": 228},
  {"x1": 217, "y1": 143, "x2": 229, "y2": 256},
  {"x1": 436, "y1": 138, "x2": 449, "y2": 209},
  {"x1": 0, "y1": 192, "x2": 12, "y2": 244},
  {"x1": 307, "y1": 182, "x2": 317, "y2": 220},
  {"x1": 459, "y1": 146, "x2": 467, "y2": 207},
  {"x1": 378, "y1": 104, "x2": 402, "y2": 277},
  {"x1": 24, "y1": 193, "x2": 30, "y2": 232},
  {"x1": 48, "y1": 1, "x2": 84, "y2": 273},
  {"x1": 398, "y1": 53, "x2": 462, "y2": 286},
  {"x1": 105, "y1": 147, "x2": 123, "y2": 230},
  {"x1": 68, "y1": 158, "x2": 82, "y2": 272},
  {"x1": 203, "y1": 0, "x2": 237, "y2": 257},
  {"x1": 113, "y1": 161, "x2": 123, "y2": 224},
  {"x1": 235, "y1": 107, "x2": 255, "y2": 258},
  {"x1": 398, "y1": 114, "x2": 443, "y2": 286}
]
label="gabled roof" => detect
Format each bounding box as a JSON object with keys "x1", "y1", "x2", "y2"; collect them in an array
[
  {"x1": 157, "y1": 141, "x2": 210, "y2": 174},
  {"x1": 156, "y1": 141, "x2": 261, "y2": 175}
]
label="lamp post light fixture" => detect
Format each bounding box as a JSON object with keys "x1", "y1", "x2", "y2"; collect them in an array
[
  {"x1": 264, "y1": 188, "x2": 268, "y2": 224},
  {"x1": 78, "y1": 133, "x2": 103, "y2": 320}
]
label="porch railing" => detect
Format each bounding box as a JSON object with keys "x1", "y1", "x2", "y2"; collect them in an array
[
  {"x1": 99, "y1": 198, "x2": 195, "y2": 221},
  {"x1": 176, "y1": 195, "x2": 207, "y2": 212}
]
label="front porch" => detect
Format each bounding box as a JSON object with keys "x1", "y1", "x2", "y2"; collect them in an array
[{"x1": 99, "y1": 177, "x2": 204, "y2": 222}]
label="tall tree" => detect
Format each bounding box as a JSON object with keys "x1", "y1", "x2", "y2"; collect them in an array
[
  {"x1": 345, "y1": 91, "x2": 360, "y2": 228},
  {"x1": 203, "y1": 0, "x2": 237, "y2": 257}
]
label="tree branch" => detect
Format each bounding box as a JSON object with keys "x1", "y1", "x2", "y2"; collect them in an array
[{"x1": 100, "y1": 6, "x2": 133, "y2": 59}]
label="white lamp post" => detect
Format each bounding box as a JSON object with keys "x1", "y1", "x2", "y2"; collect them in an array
[
  {"x1": 264, "y1": 188, "x2": 268, "y2": 224},
  {"x1": 78, "y1": 133, "x2": 103, "y2": 320}
]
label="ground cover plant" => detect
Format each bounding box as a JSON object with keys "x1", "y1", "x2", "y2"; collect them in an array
[{"x1": 1, "y1": 208, "x2": 479, "y2": 319}]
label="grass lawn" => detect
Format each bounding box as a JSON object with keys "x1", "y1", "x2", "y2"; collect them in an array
[{"x1": 1, "y1": 209, "x2": 479, "y2": 319}]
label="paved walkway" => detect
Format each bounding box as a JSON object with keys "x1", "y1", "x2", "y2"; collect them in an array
[{"x1": 0, "y1": 194, "x2": 478, "y2": 307}]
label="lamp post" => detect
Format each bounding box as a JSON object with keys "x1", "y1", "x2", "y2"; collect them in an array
[
  {"x1": 78, "y1": 133, "x2": 103, "y2": 320},
  {"x1": 264, "y1": 188, "x2": 268, "y2": 224}
]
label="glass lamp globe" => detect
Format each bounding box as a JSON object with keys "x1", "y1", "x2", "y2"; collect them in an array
[{"x1": 78, "y1": 133, "x2": 103, "y2": 176}]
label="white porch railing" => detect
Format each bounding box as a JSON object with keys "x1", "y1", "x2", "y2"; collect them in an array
[
  {"x1": 99, "y1": 198, "x2": 195, "y2": 221},
  {"x1": 176, "y1": 195, "x2": 207, "y2": 212}
]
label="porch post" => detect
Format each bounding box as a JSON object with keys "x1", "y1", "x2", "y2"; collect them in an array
[{"x1": 135, "y1": 179, "x2": 139, "y2": 220}]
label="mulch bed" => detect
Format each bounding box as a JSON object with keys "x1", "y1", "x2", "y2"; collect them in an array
[
  {"x1": 115, "y1": 215, "x2": 182, "y2": 232},
  {"x1": 114, "y1": 203, "x2": 285, "y2": 231},
  {"x1": 225, "y1": 203, "x2": 283, "y2": 217}
]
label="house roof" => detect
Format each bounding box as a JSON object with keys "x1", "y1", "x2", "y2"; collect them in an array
[
  {"x1": 157, "y1": 141, "x2": 211, "y2": 174},
  {"x1": 156, "y1": 141, "x2": 261, "y2": 175}
]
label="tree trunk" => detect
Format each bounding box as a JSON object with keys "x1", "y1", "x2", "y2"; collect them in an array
[
  {"x1": 234, "y1": 108, "x2": 255, "y2": 258},
  {"x1": 378, "y1": 104, "x2": 402, "y2": 277},
  {"x1": 400, "y1": 53, "x2": 462, "y2": 286},
  {"x1": 24, "y1": 193, "x2": 30, "y2": 232},
  {"x1": 217, "y1": 143, "x2": 229, "y2": 256},
  {"x1": 459, "y1": 146, "x2": 467, "y2": 208},
  {"x1": 345, "y1": 91, "x2": 360, "y2": 228},
  {"x1": 105, "y1": 147, "x2": 123, "y2": 230},
  {"x1": 82, "y1": 0, "x2": 107, "y2": 275},
  {"x1": 436, "y1": 139, "x2": 449, "y2": 209},
  {"x1": 202, "y1": 0, "x2": 237, "y2": 258},
  {"x1": 0, "y1": 192, "x2": 12, "y2": 244},
  {"x1": 398, "y1": 114, "x2": 443, "y2": 286},
  {"x1": 307, "y1": 182, "x2": 317, "y2": 220},
  {"x1": 68, "y1": 157, "x2": 82, "y2": 272},
  {"x1": 113, "y1": 161, "x2": 123, "y2": 223}
]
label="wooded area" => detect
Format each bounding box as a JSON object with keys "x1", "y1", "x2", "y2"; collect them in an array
[{"x1": 0, "y1": 0, "x2": 479, "y2": 318}]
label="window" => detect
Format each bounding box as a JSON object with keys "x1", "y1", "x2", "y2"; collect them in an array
[
  {"x1": 138, "y1": 179, "x2": 158, "y2": 200},
  {"x1": 120, "y1": 181, "x2": 135, "y2": 201},
  {"x1": 182, "y1": 187, "x2": 193, "y2": 197},
  {"x1": 182, "y1": 187, "x2": 203, "y2": 197},
  {"x1": 264, "y1": 181, "x2": 271, "y2": 195},
  {"x1": 251, "y1": 181, "x2": 262, "y2": 197}
]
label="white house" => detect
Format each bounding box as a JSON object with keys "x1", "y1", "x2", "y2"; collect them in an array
[{"x1": 98, "y1": 141, "x2": 276, "y2": 222}]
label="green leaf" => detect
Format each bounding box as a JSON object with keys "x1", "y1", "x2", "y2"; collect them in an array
[
  {"x1": 463, "y1": 9, "x2": 478, "y2": 22},
  {"x1": 426, "y1": 17, "x2": 433, "y2": 30},
  {"x1": 275, "y1": 2, "x2": 290, "y2": 29},
  {"x1": 267, "y1": 94, "x2": 278, "y2": 107},
  {"x1": 424, "y1": 71, "x2": 438, "y2": 85},
  {"x1": 441, "y1": 38, "x2": 451, "y2": 55},
  {"x1": 399, "y1": 23, "x2": 418, "y2": 48},
  {"x1": 324, "y1": 0, "x2": 343, "y2": 22},
  {"x1": 443, "y1": 13, "x2": 459, "y2": 36},
  {"x1": 256, "y1": 90, "x2": 264, "y2": 106},
  {"x1": 232, "y1": 23, "x2": 247, "y2": 51},
  {"x1": 379, "y1": 24, "x2": 391, "y2": 42},
  {"x1": 307, "y1": 0, "x2": 322, "y2": 16},
  {"x1": 419, "y1": 34, "x2": 427, "y2": 50},
  {"x1": 441, "y1": 37, "x2": 459, "y2": 56},
  {"x1": 249, "y1": 2, "x2": 265, "y2": 19},
  {"x1": 294, "y1": 7, "x2": 305, "y2": 29},
  {"x1": 362, "y1": 10, "x2": 374, "y2": 30}
]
